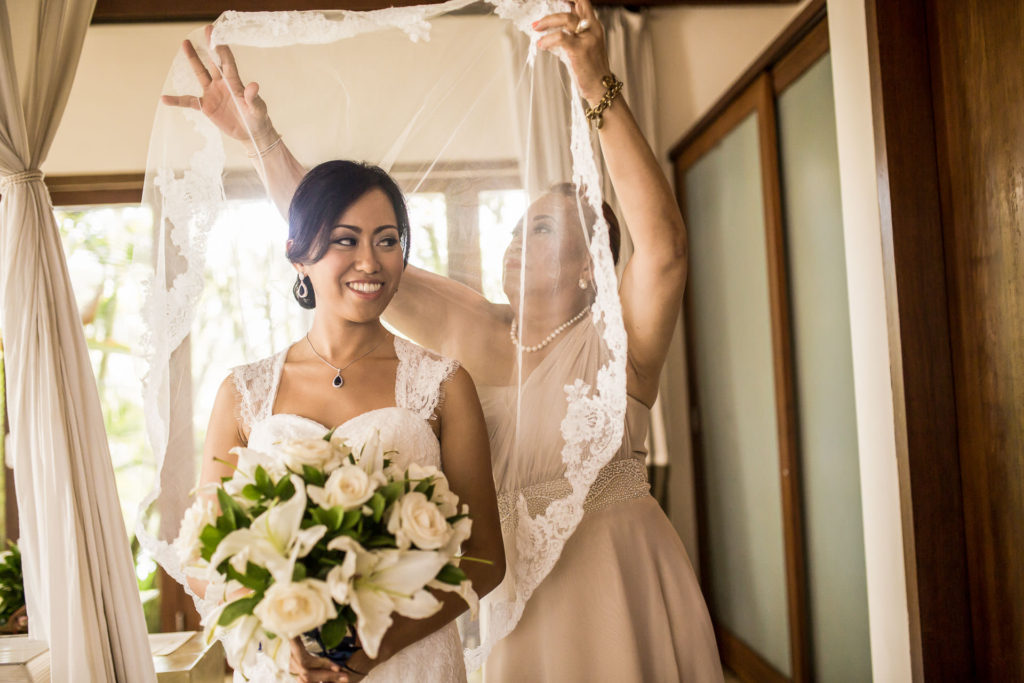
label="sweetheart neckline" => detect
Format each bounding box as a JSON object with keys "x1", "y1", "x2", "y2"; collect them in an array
[{"x1": 261, "y1": 405, "x2": 419, "y2": 433}]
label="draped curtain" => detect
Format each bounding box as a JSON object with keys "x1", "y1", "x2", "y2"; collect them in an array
[{"x1": 0, "y1": 0, "x2": 156, "y2": 680}]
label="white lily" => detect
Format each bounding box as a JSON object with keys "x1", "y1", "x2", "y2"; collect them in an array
[
  {"x1": 428, "y1": 575, "x2": 480, "y2": 619},
  {"x1": 339, "y1": 428, "x2": 387, "y2": 476},
  {"x1": 209, "y1": 475, "x2": 325, "y2": 583},
  {"x1": 326, "y1": 536, "x2": 448, "y2": 658}
]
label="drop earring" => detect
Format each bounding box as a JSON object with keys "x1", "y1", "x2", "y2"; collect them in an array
[{"x1": 297, "y1": 273, "x2": 309, "y2": 299}]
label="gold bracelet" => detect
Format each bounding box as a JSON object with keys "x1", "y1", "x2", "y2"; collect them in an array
[
  {"x1": 585, "y1": 74, "x2": 623, "y2": 130},
  {"x1": 246, "y1": 135, "x2": 283, "y2": 159}
]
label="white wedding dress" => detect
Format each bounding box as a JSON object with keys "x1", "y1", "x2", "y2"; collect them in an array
[{"x1": 227, "y1": 336, "x2": 468, "y2": 683}]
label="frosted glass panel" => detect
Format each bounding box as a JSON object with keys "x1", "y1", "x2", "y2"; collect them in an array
[
  {"x1": 684, "y1": 114, "x2": 791, "y2": 676},
  {"x1": 777, "y1": 55, "x2": 872, "y2": 681}
]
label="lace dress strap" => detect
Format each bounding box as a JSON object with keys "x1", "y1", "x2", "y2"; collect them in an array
[
  {"x1": 230, "y1": 349, "x2": 288, "y2": 434},
  {"x1": 394, "y1": 337, "x2": 459, "y2": 421}
]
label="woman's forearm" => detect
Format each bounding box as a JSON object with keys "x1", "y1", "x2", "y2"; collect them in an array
[
  {"x1": 589, "y1": 94, "x2": 687, "y2": 265},
  {"x1": 244, "y1": 127, "x2": 307, "y2": 219}
]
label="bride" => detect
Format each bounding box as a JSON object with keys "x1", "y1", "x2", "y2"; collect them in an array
[
  {"x1": 197, "y1": 160, "x2": 505, "y2": 682},
  {"x1": 169, "y1": 1, "x2": 722, "y2": 679}
]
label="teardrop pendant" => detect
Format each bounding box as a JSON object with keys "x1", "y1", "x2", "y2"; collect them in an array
[{"x1": 332, "y1": 372, "x2": 344, "y2": 389}]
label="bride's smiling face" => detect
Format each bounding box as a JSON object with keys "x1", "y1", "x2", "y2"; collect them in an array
[{"x1": 299, "y1": 188, "x2": 405, "y2": 323}]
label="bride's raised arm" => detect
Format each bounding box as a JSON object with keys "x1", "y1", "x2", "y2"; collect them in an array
[{"x1": 535, "y1": 0, "x2": 688, "y2": 407}]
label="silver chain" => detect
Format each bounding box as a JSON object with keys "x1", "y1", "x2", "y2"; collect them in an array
[{"x1": 306, "y1": 332, "x2": 390, "y2": 388}]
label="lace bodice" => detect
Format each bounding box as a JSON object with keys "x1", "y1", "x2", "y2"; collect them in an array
[
  {"x1": 227, "y1": 337, "x2": 466, "y2": 683},
  {"x1": 232, "y1": 336, "x2": 459, "y2": 436}
]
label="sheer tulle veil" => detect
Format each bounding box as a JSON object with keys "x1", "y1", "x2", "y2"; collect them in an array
[{"x1": 135, "y1": 1, "x2": 627, "y2": 671}]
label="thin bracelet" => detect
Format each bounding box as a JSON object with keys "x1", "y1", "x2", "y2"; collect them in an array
[
  {"x1": 585, "y1": 74, "x2": 623, "y2": 130},
  {"x1": 246, "y1": 135, "x2": 283, "y2": 159}
]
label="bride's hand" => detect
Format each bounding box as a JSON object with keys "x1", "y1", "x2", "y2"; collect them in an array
[
  {"x1": 288, "y1": 637, "x2": 354, "y2": 683},
  {"x1": 533, "y1": 0, "x2": 612, "y2": 105},
  {"x1": 160, "y1": 25, "x2": 276, "y2": 146}
]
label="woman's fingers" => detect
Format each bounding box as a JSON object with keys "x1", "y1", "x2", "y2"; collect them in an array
[
  {"x1": 214, "y1": 43, "x2": 246, "y2": 98},
  {"x1": 572, "y1": 0, "x2": 597, "y2": 22},
  {"x1": 161, "y1": 94, "x2": 201, "y2": 111},
  {"x1": 295, "y1": 667, "x2": 349, "y2": 683},
  {"x1": 532, "y1": 12, "x2": 580, "y2": 33},
  {"x1": 536, "y1": 30, "x2": 571, "y2": 53},
  {"x1": 182, "y1": 40, "x2": 212, "y2": 87}
]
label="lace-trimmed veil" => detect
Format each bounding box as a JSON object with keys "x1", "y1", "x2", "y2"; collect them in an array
[{"x1": 135, "y1": 1, "x2": 627, "y2": 671}]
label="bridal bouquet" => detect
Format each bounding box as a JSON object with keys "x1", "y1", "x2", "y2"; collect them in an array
[{"x1": 173, "y1": 428, "x2": 477, "y2": 675}]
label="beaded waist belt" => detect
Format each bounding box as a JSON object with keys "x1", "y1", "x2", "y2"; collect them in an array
[{"x1": 496, "y1": 458, "x2": 651, "y2": 523}]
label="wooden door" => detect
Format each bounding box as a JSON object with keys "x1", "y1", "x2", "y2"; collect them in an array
[{"x1": 869, "y1": 0, "x2": 1024, "y2": 679}]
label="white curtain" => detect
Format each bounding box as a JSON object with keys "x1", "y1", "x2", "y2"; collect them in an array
[{"x1": 0, "y1": 1, "x2": 156, "y2": 680}]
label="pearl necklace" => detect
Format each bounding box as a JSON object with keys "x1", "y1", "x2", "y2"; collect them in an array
[
  {"x1": 509, "y1": 305, "x2": 591, "y2": 353},
  {"x1": 306, "y1": 333, "x2": 389, "y2": 389}
]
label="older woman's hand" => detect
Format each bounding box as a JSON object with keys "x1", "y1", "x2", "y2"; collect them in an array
[
  {"x1": 532, "y1": 0, "x2": 612, "y2": 105},
  {"x1": 161, "y1": 25, "x2": 276, "y2": 147}
]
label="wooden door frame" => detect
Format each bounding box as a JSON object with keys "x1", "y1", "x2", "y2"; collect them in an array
[
  {"x1": 864, "y1": 0, "x2": 974, "y2": 679},
  {"x1": 670, "y1": 3, "x2": 831, "y2": 681}
]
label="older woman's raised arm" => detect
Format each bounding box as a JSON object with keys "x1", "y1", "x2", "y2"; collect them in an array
[{"x1": 535, "y1": 0, "x2": 687, "y2": 407}]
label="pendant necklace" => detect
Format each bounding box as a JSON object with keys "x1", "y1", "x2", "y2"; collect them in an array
[{"x1": 306, "y1": 332, "x2": 390, "y2": 389}]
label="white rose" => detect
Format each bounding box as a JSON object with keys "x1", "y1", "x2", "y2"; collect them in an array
[
  {"x1": 388, "y1": 491, "x2": 453, "y2": 550},
  {"x1": 308, "y1": 464, "x2": 385, "y2": 510},
  {"x1": 173, "y1": 498, "x2": 217, "y2": 564},
  {"x1": 277, "y1": 438, "x2": 341, "y2": 473},
  {"x1": 252, "y1": 579, "x2": 337, "y2": 640},
  {"x1": 406, "y1": 463, "x2": 460, "y2": 517}
]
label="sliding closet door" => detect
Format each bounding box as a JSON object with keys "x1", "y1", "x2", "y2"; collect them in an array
[
  {"x1": 775, "y1": 47, "x2": 871, "y2": 680},
  {"x1": 673, "y1": 11, "x2": 873, "y2": 680},
  {"x1": 678, "y1": 74, "x2": 806, "y2": 681}
]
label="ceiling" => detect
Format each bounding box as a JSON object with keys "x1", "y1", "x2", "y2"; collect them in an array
[{"x1": 92, "y1": 0, "x2": 800, "y2": 23}]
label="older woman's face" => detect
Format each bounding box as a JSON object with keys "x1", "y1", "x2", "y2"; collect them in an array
[{"x1": 502, "y1": 192, "x2": 589, "y2": 303}]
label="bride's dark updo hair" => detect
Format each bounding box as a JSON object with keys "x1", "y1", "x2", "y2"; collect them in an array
[{"x1": 288, "y1": 160, "x2": 411, "y2": 308}]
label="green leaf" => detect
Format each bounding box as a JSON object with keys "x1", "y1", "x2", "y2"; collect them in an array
[
  {"x1": 323, "y1": 427, "x2": 337, "y2": 442},
  {"x1": 241, "y1": 484, "x2": 261, "y2": 501},
  {"x1": 379, "y1": 481, "x2": 405, "y2": 504},
  {"x1": 217, "y1": 595, "x2": 261, "y2": 627},
  {"x1": 302, "y1": 465, "x2": 327, "y2": 487},
  {"x1": 292, "y1": 563, "x2": 307, "y2": 582},
  {"x1": 226, "y1": 562, "x2": 272, "y2": 592},
  {"x1": 275, "y1": 477, "x2": 296, "y2": 500},
  {"x1": 216, "y1": 488, "x2": 244, "y2": 529},
  {"x1": 199, "y1": 524, "x2": 223, "y2": 562},
  {"x1": 369, "y1": 493, "x2": 386, "y2": 523},
  {"x1": 216, "y1": 513, "x2": 235, "y2": 535},
  {"x1": 365, "y1": 534, "x2": 397, "y2": 549},
  {"x1": 435, "y1": 564, "x2": 467, "y2": 585},
  {"x1": 341, "y1": 509, "x2": 362, "y2": 531},
  {"x1": 320, "y1": 615, "x2": 349, "y2": 651},
  {"x1": 254, "y1": 466, "x2": 272, "y2": 494},
  {"x1": 414, "y1": 477, "x2": 433, "y2": 494},
  {"x1": 325, "y1": 506, "x2": 346, "y2": 531},
  {"x1": 446, "y1": 513, "x2": 469, "y2": 524}
]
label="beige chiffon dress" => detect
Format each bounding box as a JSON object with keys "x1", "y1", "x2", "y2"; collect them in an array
[{"x1": 477, "y1": 321, "x2": 723, "y2": 682}]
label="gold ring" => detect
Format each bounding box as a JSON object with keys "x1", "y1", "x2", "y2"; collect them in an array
[{"x1": 574, "y1": 19, "x2": 590, "y2": 34}]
